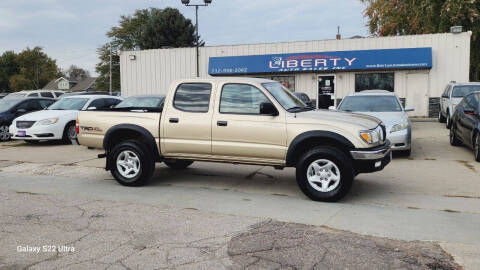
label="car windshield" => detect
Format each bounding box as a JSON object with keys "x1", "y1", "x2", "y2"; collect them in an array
[
  {"x1": 261, "y1": 82, "x2": 309, "y2": 112},
  {"x1": 3, "y1": 93, "x2": 26, "y2": 99},
  {"x1": 48, "y1": 98, "x2": 89, "y2": 110},
  {"x1": 0, "y1": 100, "x2": 19, "y2": 112},
  {"x1": 115, "y1": 97, "x2": 164, "y2": 108},
  {"x1": 338, "y1": 95, "x2": 403, "y2": 112},
  {"x1": 452, "y1": 85, "x2": 480, "y2": 98}
]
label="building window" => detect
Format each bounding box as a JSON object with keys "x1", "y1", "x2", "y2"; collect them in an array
[{"x1": 355, "y1": 73, "x2": 394, "y2": 92}]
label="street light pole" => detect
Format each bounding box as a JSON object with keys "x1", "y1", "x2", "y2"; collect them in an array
[
  {"x1": 109, "y1": 44, "x2": 112, "y2": 95},
  {"x1": 181, "y1": 0, "x2": 212, "y2": 77}
]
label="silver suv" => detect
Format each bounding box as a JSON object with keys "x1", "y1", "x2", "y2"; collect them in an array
[{"x1": 439, "y1": 82, "x2": 480, "y2": 129}]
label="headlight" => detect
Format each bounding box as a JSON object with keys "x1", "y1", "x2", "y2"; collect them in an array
[
  {"x1": 36, "y1": 118, "x2": 59, "y2": 125},
  {"x1": 359, "y1": 129, "x2": 381, "y2": 144},
  {"x1": 390, "y1": 122, "x2": 409, "y2": 133}
]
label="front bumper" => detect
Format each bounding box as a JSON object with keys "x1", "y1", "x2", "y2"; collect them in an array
[
  {"x1": 350, "y1": 140, "x2": 392, "y2": 174},
  {"x1": 9, "y1": 123, "x2": 63, "y2": 141},
  {"x1": 388, "y1": 128, "x2": 411, "y2": 151}
]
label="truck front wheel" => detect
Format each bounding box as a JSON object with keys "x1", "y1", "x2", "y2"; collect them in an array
[
  {"x1": 110, "y1": 141, "x2": 155, "y2": 186},
  {"x1": 296, "y1": 146, "x2": 354, "y2": 202}
]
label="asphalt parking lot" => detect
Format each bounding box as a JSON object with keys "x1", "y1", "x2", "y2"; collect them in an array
[{"x1": 1, "y1": 121, "x2": 479, "y2": 269}]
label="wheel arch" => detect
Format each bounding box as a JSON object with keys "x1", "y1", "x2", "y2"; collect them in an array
[
  {"x1": 285, "y1": 131, "x2": 355, "y2": 167},
  {"x1": 103, "y1": 124, "x2": 161, "y2": 161}
]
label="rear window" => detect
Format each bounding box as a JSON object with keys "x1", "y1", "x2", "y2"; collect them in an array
[
  {"x1": 40, "y1": 92, "x2": 54, "y2": 98},
  {"x1": 173, "y1": 83, "x2": 212, "y2": 113},
  {"x1": 452, "y1": 85, "x2": 480, "y2": 98}
]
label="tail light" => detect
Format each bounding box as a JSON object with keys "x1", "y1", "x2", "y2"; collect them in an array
[{"x1": 75, "y1": 118, "x2": 79, "y2": 134}]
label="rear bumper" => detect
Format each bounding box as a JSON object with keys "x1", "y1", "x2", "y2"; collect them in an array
[{"x1": 350, "y1": 141, "x2": 392, "y2": 174}]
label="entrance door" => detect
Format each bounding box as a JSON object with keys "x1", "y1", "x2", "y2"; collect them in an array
[
  {"x1": 406, "y1": 73, "x2": 429, "y2": 117},
  {"x1": 318, "y1": 75, "x2": 335, "y2": 109}
]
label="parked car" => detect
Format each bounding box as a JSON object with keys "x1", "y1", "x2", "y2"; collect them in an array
[
  {"x1": 61, "y1": 91, "x2": 112, "y2": 97},
  {"x1": 9, "y1": 95, "x2": 122, "y2": 144},
  {"x1": 335, "y1": 90, "x2": 414, "y2": 156},
  {"x1": 77, "y1": 78, "x2": 392, "y2": 202},
  {"x1": 0, "y1": 98, "x2": 56, "y2": 142},
  {"x1": 439, "y1": 82, "x2": 480, "y2": 129},
  {"x1": 449, "y1": 91, "x2": 480, "y2": 161},
  {"x1": 3, "y1": 90, "x2": 64, "y2": 99},
  {"x1": 113, "y1": 95, "x2": 165, "y2": 111},
  {"x1": 293, "y1": 92, "x2": 314, "y2": 107}
]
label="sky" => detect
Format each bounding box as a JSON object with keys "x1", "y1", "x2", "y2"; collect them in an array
[{"x1": 0, "y1": 0, "x2": 369, "y2": 76}]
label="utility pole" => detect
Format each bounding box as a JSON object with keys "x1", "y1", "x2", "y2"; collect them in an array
[{"x1": 109, "y1": 43, "x2": 112, "y2": 95}]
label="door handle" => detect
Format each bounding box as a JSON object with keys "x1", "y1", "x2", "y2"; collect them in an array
[
  {"x1": 217, "y1": 121, "x2": 228, "y2": 126},
  {"x1": 169, "y1": 118, "x2": 179, "y2": 123}
]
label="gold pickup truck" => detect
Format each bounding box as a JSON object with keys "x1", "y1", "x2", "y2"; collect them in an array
[{"x1": 77, "y1": 77, "x2": 391, "y2": 202}]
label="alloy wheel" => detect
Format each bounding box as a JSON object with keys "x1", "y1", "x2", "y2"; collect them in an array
[
  {"x1": 0, "y1": 125, "x2": 10, "y2": 142},
  {"x1": 116, "y1": 150, "x2": 141, "y2": 179},
  {"x1": 67, "y1": 125, "x2": 77, "y2": 142},
  {"x1": 306, "y1": 159, "x2": 341, "y2": 192}
]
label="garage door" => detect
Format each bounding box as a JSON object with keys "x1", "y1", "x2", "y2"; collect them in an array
[{"x1": 406, "y1": 73, "x2": 429, "y2": 117}]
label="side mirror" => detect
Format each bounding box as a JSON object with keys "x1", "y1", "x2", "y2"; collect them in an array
[
  {"x1": 259, "y1": 102, "x2": 279, "y2": 116},
  {"x1": 87, "y1": 107, "x2": 97, "y2": 110},
  {"x1": 404, "y1": 106, "x2": 415, "y2": 112},
  {"x1": 328, "y1": 106, "x2": 336, "y2": 110}
]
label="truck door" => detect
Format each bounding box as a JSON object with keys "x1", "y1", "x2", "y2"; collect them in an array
[
  {"x1": 211, "y1": 83, "x2": 287, "y2": 164},
  {"x1": 161, "y1": 82, "x2": 214, "y2": 156}
]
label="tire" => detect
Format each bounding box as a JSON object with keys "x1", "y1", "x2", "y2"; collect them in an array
[
  {"x1": 62, "y1": 122, "x2": 77, "y2": 144},
  {"x1": 450, "y1": 126, "x2": 462, "y2": 146},
  {"x1": 0, "y1": 125, "x2": 11, "y2": 142},
  {"x1": 438, "y1": 109, "x2": 446, "y2": 123},
  {"x1": 446, "y1": 112, "x2": 452, "y2": 129},
  {"x1": 164, "y1": 159, "x2": 194, "y2": 169},
  {"x1": 296, "y1": 146, "x2": 354, "y2": 202},
  {"x1": 474, "y1": 133, "x2": 480, "y2": 162},
  {"x1": 110, "y1": 140, "x2": 155, "y2": 186}
]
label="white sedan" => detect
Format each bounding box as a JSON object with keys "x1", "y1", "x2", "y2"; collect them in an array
[{"x1": 9, "y1": 95, "x2": 122, "y2": 144}]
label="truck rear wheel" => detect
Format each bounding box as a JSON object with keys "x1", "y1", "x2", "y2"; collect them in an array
[
  {"x1": 110, "y1": 140, "x2": 155, "y2": 186},
  {"x1": 296, "y1": 146, "x2": 354, "y2": 202},
  {"x1": 164, "y1": 159, "x2": 194, "y2": 169}
]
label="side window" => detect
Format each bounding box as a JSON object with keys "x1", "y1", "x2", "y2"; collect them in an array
[
  {"x1": 27, "y1": 93, "x2": 39, "y2": 97},
  {"x1": 38, "y1": 100, "x2": 54, "y2": 109},
  {"x1": 16, "y1": 100, "x2": 41, "y2": 111},
  {"x1": 106, "y1": 98, "x2": 121, "y2": 107},
  {"x1": 220, "y1": 84, "x2": 271, "y2": 114},
  {"x1": 173, "y1": 83, "x2": 212, "y2": 113},
  {"x1": 55, "y1": 92, "x2": 64, "y2": 97},
  {"x1": 88, "y1": 99, "x2": 105, "y2": 109},
  {"x1": 40, "y1": 92, "x2": 54, "y2": 98}
]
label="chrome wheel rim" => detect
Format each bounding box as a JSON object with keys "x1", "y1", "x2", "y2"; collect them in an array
[
  {"x1": 306, "y1": 159, "x2": 341, "y2": 192},
  {"x1": 0, "y1": 126, "x2": 10, "y2": 142},
  {"x1": 67, "y1": 125, "x2": 77, "y2": 141},
  {"x1": 116, "y1": 150, "x2": 140, "y2": 179}
]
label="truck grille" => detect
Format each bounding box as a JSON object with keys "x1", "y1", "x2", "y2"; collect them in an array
[{"x1": 16, "y1": 121, "x2": 36, "y2": 129}]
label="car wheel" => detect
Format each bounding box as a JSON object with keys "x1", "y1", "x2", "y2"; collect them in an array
[
  {"x1": 110, "y1": 140, "x2": 155, "y2": 186},
  {"x1": 62, "y1": 122, "x2": 77, "y2": 144},
  {"x1": 296, "y1": 146, "x2": 354, "y2": 202},
  {"x1": 0, "y1": 125, "x2": 11, "y2": 142},
  {"x1": 474, "y1": 133, "x2": 480, "y2": 162},
  {"x1": 164, "y1": 159, "x2": 194, "y2": 169},
  {"x1": 438, "y1": 109, "x2": 446, "y2": 123},
  {"x1": 450, "y1": 126, "x2": 462, "y2": 146},
  {"x1": 446, "y1": 113, "x2": 452, "y2": 129}
]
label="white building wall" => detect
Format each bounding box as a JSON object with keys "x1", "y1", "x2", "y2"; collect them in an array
[{"x1": 120, "y1": 32, "x2": 471, "y2": 116}]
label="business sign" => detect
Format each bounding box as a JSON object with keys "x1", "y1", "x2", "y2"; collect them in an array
[{"x1": 208, "y1": 47, "x2": 432, "y2": 75}]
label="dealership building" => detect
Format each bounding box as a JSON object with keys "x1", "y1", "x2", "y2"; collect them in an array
[{"x1": 119, "y1": 31, "x2": 471, "y2": 117}]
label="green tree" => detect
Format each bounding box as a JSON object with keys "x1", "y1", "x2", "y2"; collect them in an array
[
  {"x1": 0, "y1": 51, "x2": 19, "y2": 92},
  {"x1": 95, "y1": 7, "x2": 199, "y2": 91},
  {"x1": 65, "y1": 65, "x2": 90, "y2": 80},
  {"x1": 360, "y1": 0, "x2": 480, "y2": 80},
  {"x1": 9, "y1": 47, "x2": 62, "y2": 91}
]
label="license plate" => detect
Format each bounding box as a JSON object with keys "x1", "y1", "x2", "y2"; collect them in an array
[{"x1": 17, "y1": 131, "x2": 26, "y2": 137}]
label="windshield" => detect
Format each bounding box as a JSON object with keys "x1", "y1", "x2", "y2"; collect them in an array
[
  {"x1": 261, "y1": 82, "x2": 308, "y2": 111},
  {"x1": 48, "y1": 98, "x2": 89, "y2": 110},
  {"x1": 4, "y1": 93, "x2": 26, "y2": 99},
  {"x1": 452, "y1": 85, "x2": 480, "y2": 98},
  {"x1": 115, "y1": 97, "x2": 164, "y2": 108},
  {"x1": 0, "y1": 100, "x2": 19, "y2": 112},
  {"x1": 338, "y1": 95, "x2": 402, "y2": 112}
]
